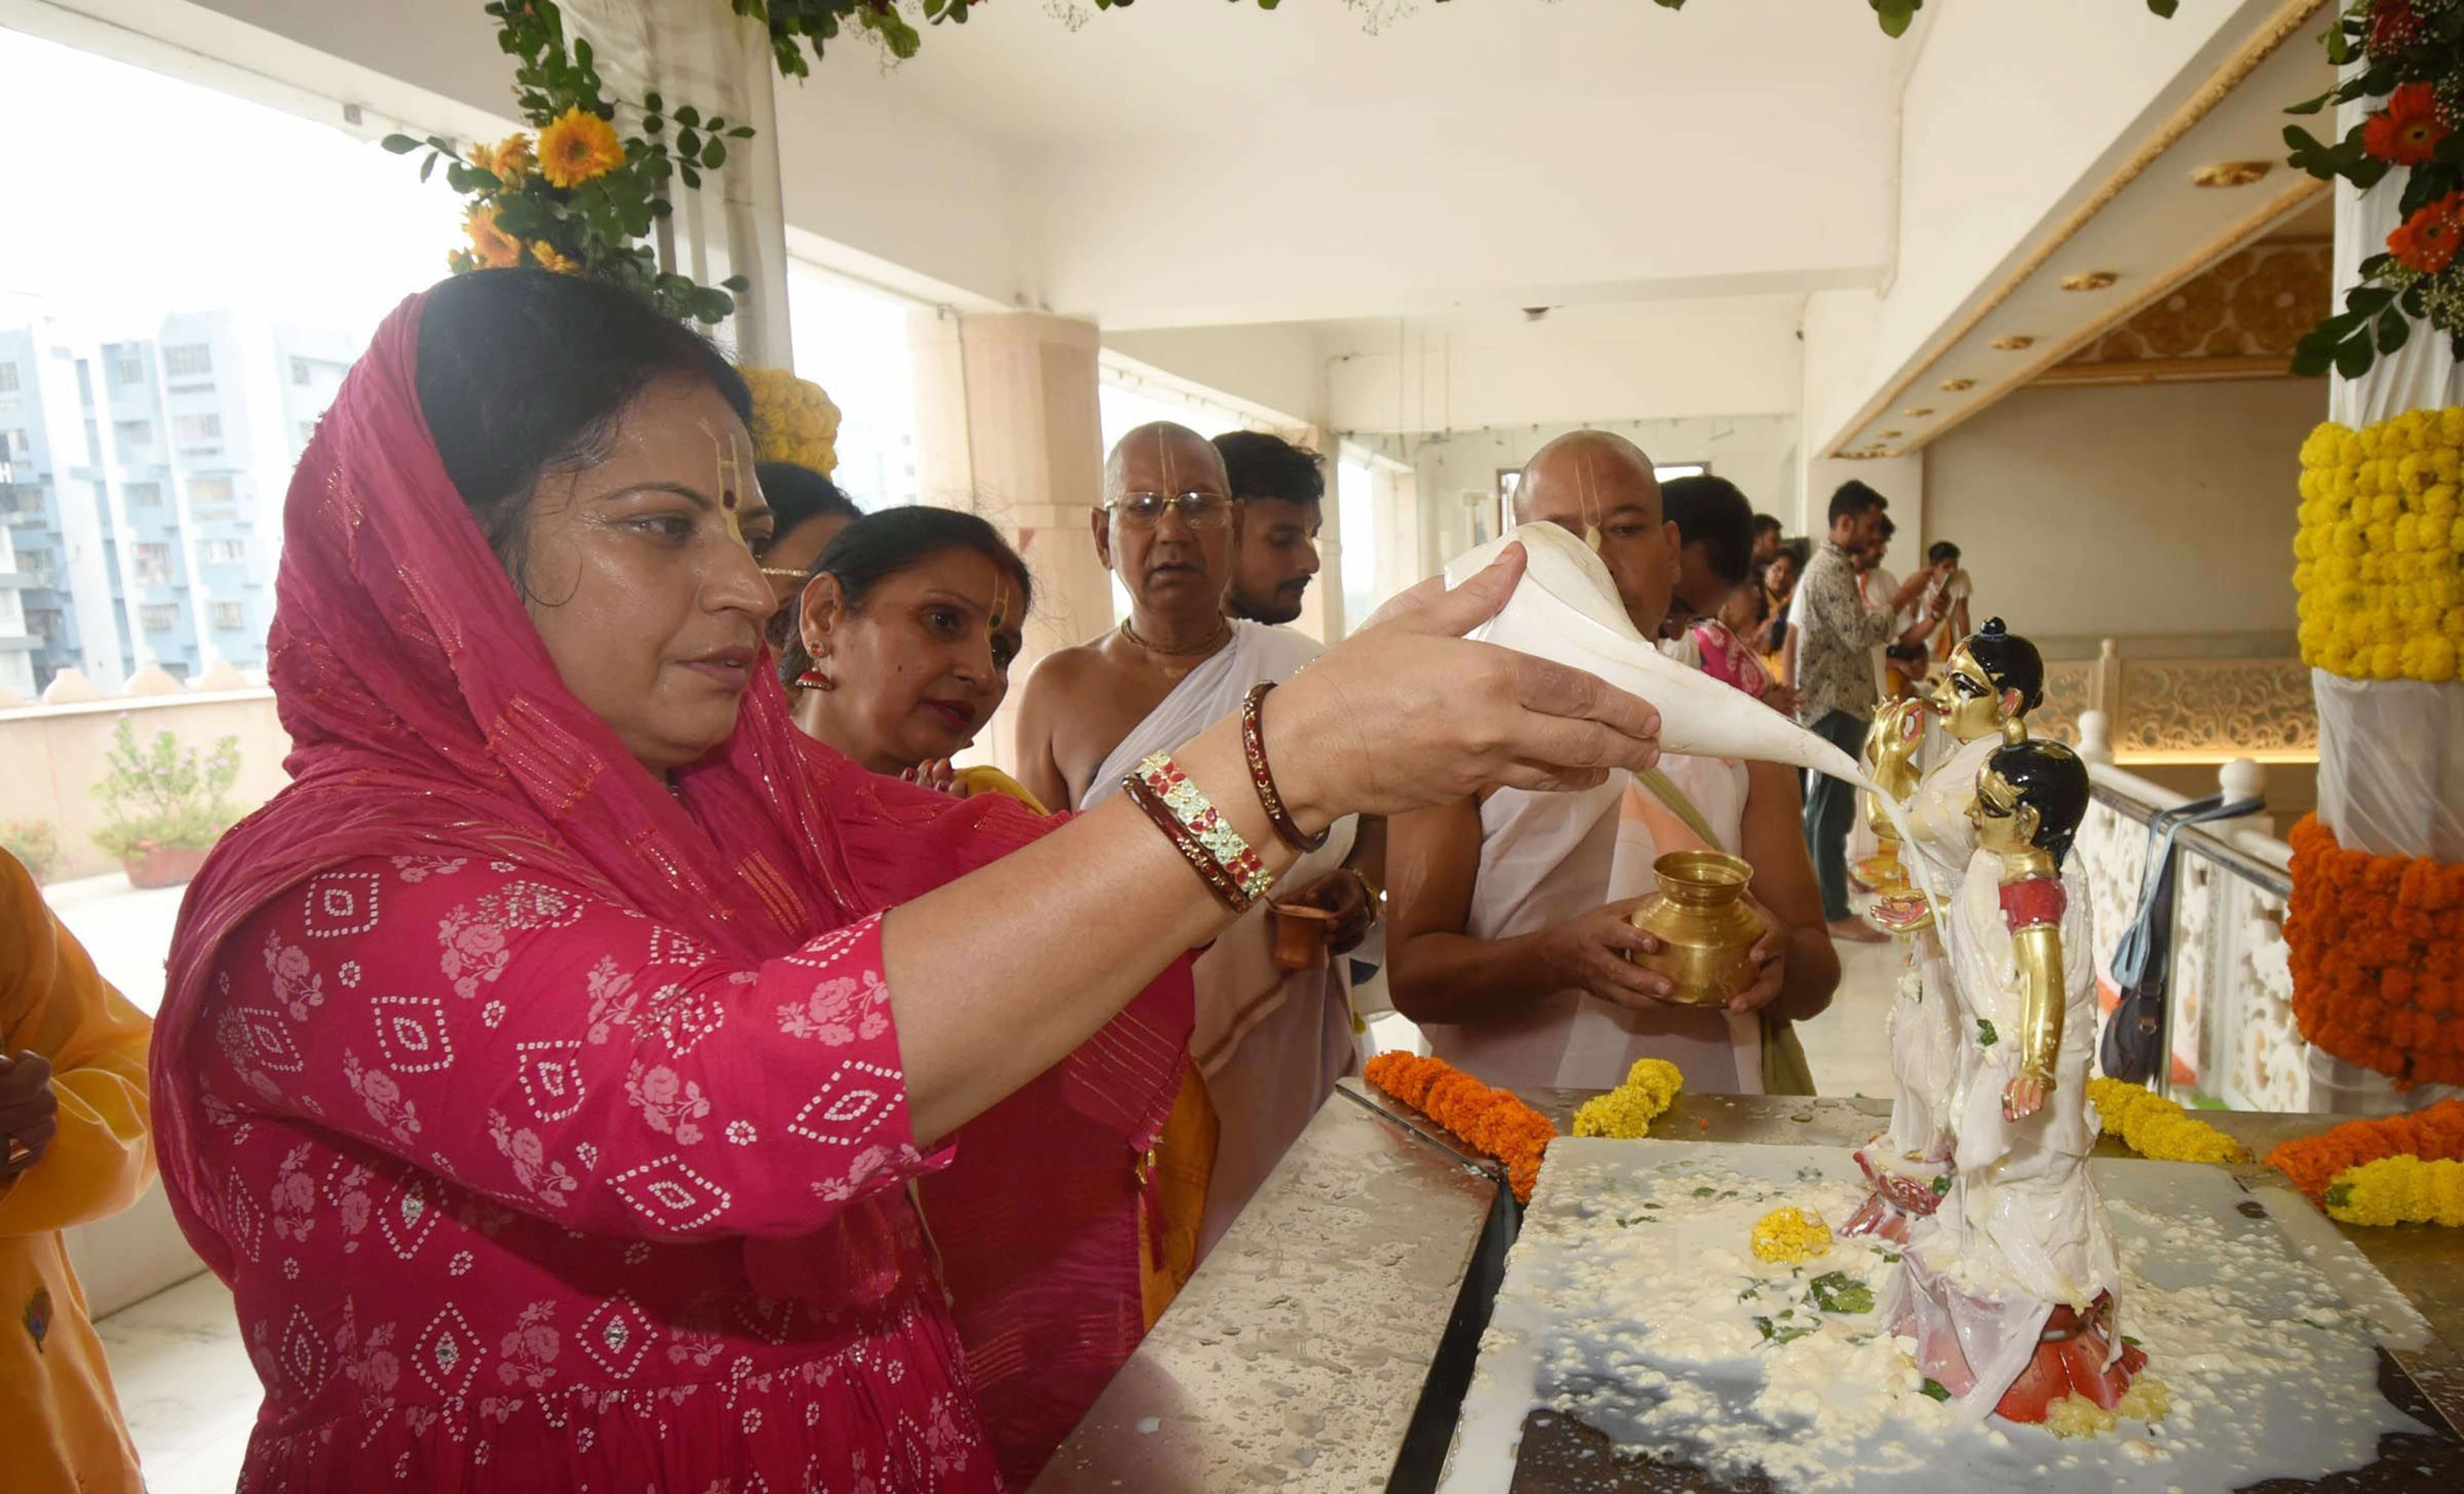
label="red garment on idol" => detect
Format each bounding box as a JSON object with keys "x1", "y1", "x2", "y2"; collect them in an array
[{"x1": 153, "y1": 290, "x2": 1189, "y2": 1491}]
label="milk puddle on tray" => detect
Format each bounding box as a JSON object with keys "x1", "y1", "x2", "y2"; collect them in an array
[{"x1": 1440, "y1": 1139, "x2": 2433, "y2": 1493}]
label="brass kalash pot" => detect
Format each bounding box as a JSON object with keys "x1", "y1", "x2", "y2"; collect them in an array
[{"x1": 1624, "y1": 850, "x2": 1764, "y2": 1006}]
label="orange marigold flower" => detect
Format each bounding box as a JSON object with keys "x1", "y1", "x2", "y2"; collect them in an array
[
  {"x1": 536, "y1": 105, "x2": 626, "y2": 189},
  {"x1": 2266, "y1": 1099, "x2": 2464, "y2": 1206},
  {"x1": 2390, "y1": 192, "x2": 2464, "y2": 275},
  {"x1": 1364, "y1": 1052, "x2": 1556, "y2": 1203},
  {"x1": 2287, "y1": 814, "x2": 2464, "y2": 1088},
  {"x1": 2365, "y1": 82, "x2": 2450, "y2": 166}
]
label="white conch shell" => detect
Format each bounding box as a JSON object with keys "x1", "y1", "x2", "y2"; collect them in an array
[{"x1": 1448, "y1": 522, "x2": 1874, "y2": 789}]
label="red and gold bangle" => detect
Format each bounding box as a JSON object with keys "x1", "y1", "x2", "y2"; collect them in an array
[
  {"x1": 1123, "y1": 773, "x2": 1249, "y2": 913},
  {"x1": 1136, "y1": 751, "x2": 1276, "y2": 904},
  {"x1": 1242, "y1": 683, "x2": 1329, "y2": 853}
]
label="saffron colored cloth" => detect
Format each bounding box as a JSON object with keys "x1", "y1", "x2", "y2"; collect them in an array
[
  {"x1": 1, "y1": 849, "x2": 153, "y2": 1494},
  {"x1": 153, "y1": 290, "x2": 1192, "y2": 1492}
]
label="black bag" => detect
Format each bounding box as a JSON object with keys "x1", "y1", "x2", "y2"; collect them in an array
[{"x1": 2098, "y1": 793, "x2": 2265, "y2": 1085}]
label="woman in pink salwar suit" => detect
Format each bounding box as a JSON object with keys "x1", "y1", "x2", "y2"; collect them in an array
[{"x1": 151, "y1": 270, "x2": 1666, "y2": 1493}]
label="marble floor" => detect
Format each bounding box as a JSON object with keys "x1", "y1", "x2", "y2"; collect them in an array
[{"x1": 99, "y1": 1272, "x2": 255, "y2": 1494}]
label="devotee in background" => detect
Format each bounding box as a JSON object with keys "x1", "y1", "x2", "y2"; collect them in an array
[
  {"x1": 776, "y1": 504, "x2": 1212, "y2": 1475},
  {"x1": 750, "y1": 459, "x2": 861, "y2": 643},
  {"x1": 780, "y1": 506, "x2": 1042, "y2": 807},
  {"x1": 1666, "y1": 475, "x2": 1799, "y2": 717},
  {"x1": 1922, "y1": 539, "x2": 1974, "y2": 669},
  {"x1": 1761, "y1": 542, "x2": 1802, "y2": 685},
  {"x1": 1014, "y1": 422, "x2": 1378, "y2": 1255},
  {"x1": 1, "y1": 848, "x2": 155, "y2": 1494},
  {"x1": 1750, "y1": 511, "x2": 1786, "y2": 573},
  {"x1": 1214, "y1": 430, "x2": 1325, "y2": 626},
  {"x1": 1387, "y1": 433, "x2": 1838, "y2": 1096},
  {"x1": 150, "y1": 271, "x2": 1662, "y2": 1493},
  {"x1": 1796, "y1": 481, "x2": 1940, "y2": 943}
]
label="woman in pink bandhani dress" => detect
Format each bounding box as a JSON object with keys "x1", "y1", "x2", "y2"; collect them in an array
[
  {"x1": 152, "y1": 270, "x2": 1666, "y2": 1493},
  {"x1": 1693, "y1": 583, "x2": 1781, "y2": 705}
]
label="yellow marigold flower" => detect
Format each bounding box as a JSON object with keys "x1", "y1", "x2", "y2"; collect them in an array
[
  {"x1": 1750, "y1": 1206, "x2": 1831, "y2": 1265},
  {"x1": 1571, "y1": 1057, "x2": 1685, "y2": 1139},
  {"x1": 2443, "y1": 408, "x2": 2464, "y2": 446},
  {"x1": 537, "y1": 105, "x2": 625, "y2": 189},
  {"x1": 445, "y1": 246, "x2": 479, "y2": 275},
  {"x1": 464, "y1": 204, "x2": 521, "y2": 270},
  {"x1": 2300, "y1": 421, "x2": 2345, "y2": 468},
  {"x1": 740, "y1": 366, "x2": 843, "y2": 476},
  {"x1": 2326, "y1": 1156, "x2": 2464, "y2": 1227},
  {"x1": 2406, "y1": 635, "x2": 2459, "y2": 683},
  {"x1": 2087, "y1": 1077, "x2": 2241, "y2": 1164},
  {"x1": 493, "y1": 132, "x2": 535, "y2": 184},
  {"x1": 529, "y1": 240, "x2": 580, "y2": 275}
]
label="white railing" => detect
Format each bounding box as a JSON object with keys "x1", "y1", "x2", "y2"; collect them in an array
[{"x1": 2071, "y1": 720, "x2": 2308, "y2": 1112}]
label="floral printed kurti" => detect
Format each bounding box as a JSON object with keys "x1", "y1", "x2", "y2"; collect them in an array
[{"x1": 181, "y1": 852, "x2": 995, "y2": 1491}]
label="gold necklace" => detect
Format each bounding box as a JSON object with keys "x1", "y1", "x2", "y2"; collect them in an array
[{"x1": 1121, "y1": 617, "x2": 1230, "y2": 680}]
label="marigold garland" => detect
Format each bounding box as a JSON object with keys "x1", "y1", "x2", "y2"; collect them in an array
[
  {"x1": 2263, "y1": 1098, "x2": 2464, "y2": 1206},
  {"x1": 2284, "y1": 814, "x2": 2464, "y2": 1086},
  {"x1": 741, "y1": 366, "x2": 843, "y2": 477},
  {"x1": 2085, "y1": 1077, "x2": 2245, "y2": 1165},
  {"x1": 1749, "y1": 1206, "x2": 1832, "y2": 1265},
  {"x1": 2293, "y1": 412, "x2": 2464, "y2": 684},
  {"x1": 2325, "y1": 1155, "x2": 2464, "y2": 1226},
  {"x1": 1364, "y1": 1051, "x2": 1555, "y2": 1203},
  {"x1": 1571, "y1": 1058, "x2": 1685, "y2": 1139}
]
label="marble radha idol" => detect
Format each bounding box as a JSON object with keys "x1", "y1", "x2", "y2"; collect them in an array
[{"x1": 1845, "y1": 622, "x2": 2148, "y2": 1425}]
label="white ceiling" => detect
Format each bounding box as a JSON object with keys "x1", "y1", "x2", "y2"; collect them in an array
[
  {"x1": 887, "y1": 0, "x2": 1921, "y2": 148},
  {"x1": 816, "y1": 0, "x2": 1923, "y2": 326}
]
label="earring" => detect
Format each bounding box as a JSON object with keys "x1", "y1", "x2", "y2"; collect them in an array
[{"x1": 794, "y1": 668, "x2": 834, "y2": 692}]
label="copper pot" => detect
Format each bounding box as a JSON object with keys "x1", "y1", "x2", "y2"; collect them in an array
[
  {"x1": 1267, "y1": 900, "x2": 1335, "y2": 972},
  {"x1": 1625, "y1": 849, "x2": 1763, "y2": 1008}
]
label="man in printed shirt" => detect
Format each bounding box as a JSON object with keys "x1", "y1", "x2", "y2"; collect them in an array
[{"x1": 1793, "y1": 481, "x2": 1938, "y2": 944}]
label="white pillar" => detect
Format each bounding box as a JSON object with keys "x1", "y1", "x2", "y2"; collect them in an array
[
  {"x1": 564, "y1": 0, "x2": 792, "y2": 366},
  {"x1": 907, "y1": 310, "x2": 1111, "y2": 774}
]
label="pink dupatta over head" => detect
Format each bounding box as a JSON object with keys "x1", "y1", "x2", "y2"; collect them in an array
[{"x1": 153, "y1": 289, "x2": 1191, "y2": 1483}]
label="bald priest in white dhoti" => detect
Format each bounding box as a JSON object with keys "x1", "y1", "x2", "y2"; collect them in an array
[
  {"x1": 1014, "y1": 422, "x2": 1382, "y2": 1257},
  {"x1": 1387, "y1": 443, "x2": 1842, "y2": 1099},
  {"x1": 1079, "y1": 621, "x2": 1364, "y2": 1253}
]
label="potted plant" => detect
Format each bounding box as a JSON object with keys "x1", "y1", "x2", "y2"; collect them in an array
[
  {"x1": 0, "y1": 820, "x2": 62, "y2": 884},
  {"x1": 90, "y1": 719, "x2": 243, "y2": 889}
]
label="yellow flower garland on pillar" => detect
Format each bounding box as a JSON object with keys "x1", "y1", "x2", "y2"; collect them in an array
[
  {"x1": 740, "y1": 367, "x2": 843, "y2": 476},
  {"x1": 2293, "y1": 410, "x2": 2464, "y2": 683}
]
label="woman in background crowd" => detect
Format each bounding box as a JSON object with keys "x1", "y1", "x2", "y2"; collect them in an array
[
  {"x1": 778, "y1": 502, "x2": 1215, "y2": 1481},
  {"x1": 1, "y1": 847, "x2": 155, "y2": 1494},
  {"x1": 753, "y1": 459, "x2": 862, "y2": 644}
]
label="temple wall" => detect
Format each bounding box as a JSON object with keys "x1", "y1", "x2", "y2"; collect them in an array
[{"x1": 1922, "y1": 377, "x2": 2318, "y2": 644}]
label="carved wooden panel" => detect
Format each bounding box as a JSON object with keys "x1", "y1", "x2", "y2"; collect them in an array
[
  {"x1": 2112, "y1": 658, "x2": 2316, "y2": 758},
  {"x1": 2067, "y1": 243, "x2": 2331, "y2": 366},
  {"x1": 2032, "y1": 660, "x2": 2096, "y2": 749}
]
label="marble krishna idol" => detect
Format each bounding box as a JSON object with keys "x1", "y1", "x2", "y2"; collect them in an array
[{"x1": 1848, "y1": 627, "x2": 2146, "y2": 1425}]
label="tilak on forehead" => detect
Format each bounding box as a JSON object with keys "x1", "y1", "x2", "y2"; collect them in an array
[
  {"x1": 1574, "y1": 451, "x2": 1605, "y2": 552},
  {"x1": 988, "y1": 572, "x2": 1011, "y2": 633},
  {"x1": 706, "y1": 422, "x2": 746, "y2": 544}
]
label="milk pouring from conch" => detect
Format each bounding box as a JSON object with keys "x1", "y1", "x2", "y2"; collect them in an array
[{"x1": 1443, "y1": 523, "x2": 1945, "y2": 918}]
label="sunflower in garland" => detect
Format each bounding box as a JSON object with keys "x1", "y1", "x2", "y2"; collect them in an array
[
  {"x1": 464, "y1": 205, "x2": 522, "y2": 270},
  {"x1": 536, "y1": 105, "x2": 625, "y2": 189}
]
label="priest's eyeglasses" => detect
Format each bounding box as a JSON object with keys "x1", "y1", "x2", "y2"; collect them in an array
[{"x1": 1106, "y1": 492, "x2": 1235, "y2": 530}]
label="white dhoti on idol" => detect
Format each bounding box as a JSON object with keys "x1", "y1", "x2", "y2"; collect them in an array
[
  {"x1": 1890, "y1": 852, "x2": 2121, "y2": 1421},
  {"x1": 1082, "y1": 621, "x2": 1360, "y2": 1256},
  {"x1": 1423, "y1": 753, "x2": 1764, "y2": 1095},
  {"x1": 1881, "y1": 733, "x2": 1998, "y2": 1165}
]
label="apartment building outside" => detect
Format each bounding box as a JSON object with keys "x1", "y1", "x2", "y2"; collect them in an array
[{"x1": 0, "y1": 303, "x2": 355, "y2": 696}]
